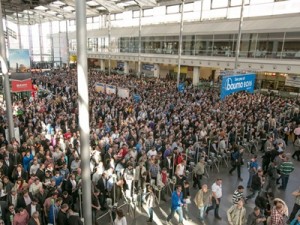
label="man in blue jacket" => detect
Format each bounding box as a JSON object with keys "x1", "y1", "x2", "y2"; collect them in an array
[
  {"x1": 48, "y1": 197, "x2": 62, "y2": 225},
  {"x1": 166, "y1": 185, "x2": 185, "y2": 225}
]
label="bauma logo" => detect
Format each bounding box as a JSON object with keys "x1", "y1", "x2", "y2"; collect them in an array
[{"x1": 225, "y1": 78, "x2": 244, "y2": 91}]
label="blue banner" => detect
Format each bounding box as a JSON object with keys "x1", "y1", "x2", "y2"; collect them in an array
[
  {"x1": 220, "y1": 73, "x2": 256, "y2": 100},
  {"x1": 133, "y1": 94, "x2": 142, "y2": 103},
  {"x1": 178, "y1": 83, "x2": 185, "y2": 93},
  {"x1": 142, "y1": 64, "x2": 154, "y2": 71}
]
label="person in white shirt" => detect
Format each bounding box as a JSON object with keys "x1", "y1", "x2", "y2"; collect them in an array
[
  {"x1": 29, "y1": 178, "x2": 43, "y2": 196},
  {"x1": 147, "y1": 148, "x2": 157, "y2": 159},
  {"x1": 206, "y1": 178, "x2": 223, "y2": 220},
  {"x1": 30, "y1": 159, "x2": 40, "y2": 175},
  {"x1": 114, "y1": 209, "x2": 127, "y2": 225}
]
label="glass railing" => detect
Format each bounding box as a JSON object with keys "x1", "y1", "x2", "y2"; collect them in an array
[{"x1": 81, "y1": 47, "x2": 300, "y2": 60}]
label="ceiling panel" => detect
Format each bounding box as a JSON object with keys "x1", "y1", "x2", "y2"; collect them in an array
[{"x1": 1, "y1": 0, "x2": 180, "y2": 25}]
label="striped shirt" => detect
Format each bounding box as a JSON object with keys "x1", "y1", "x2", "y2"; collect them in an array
[
  {"x1": 232, "y1": 190, "x2": 244, "y2": 204},
  {"x1": 279, "y1": 161, "x2": 295, "y2": 175}
]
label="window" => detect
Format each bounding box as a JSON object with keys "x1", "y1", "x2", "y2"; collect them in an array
[
  {"x1": 211, "y1": 0, "x2": 228, "y2": 9},
  {"x1": 87, "y1": 17, "x2": 93, "y2": 23},
  {"x1": 183, "y1": 3, "x2": 194, "y2": 12},
  {"x1": 115, "y1": 13, "x2": 123, "y2": 20},
  {"x1": 132, "y1": 10, "x2": 140, "y2": 18},
  {"x1": 143, "y1": 8, "x2": 153, "y2": 17},
  {"x1": 93, "y1": 16, "x2": 99, "y2": 23},
  {"x1": 110, "y1": 14, "x2": 116, "y2": 21},
  {"x1": 166, "y1": 5, "x2": 180, "y2": 14},
  {"x1": 69, "y1": 20, "x2": 75, "y2": 26},
  {"x1": 283, "y1": 32, "x2": 300, "y2": 59},
  {"x1": 230, "y1": 0, "x2": 250, "y2": 6}
]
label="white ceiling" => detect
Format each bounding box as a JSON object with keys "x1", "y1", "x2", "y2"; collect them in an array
[{"x1": 1, "y1": 0, "x2": 184, "y2": 25}]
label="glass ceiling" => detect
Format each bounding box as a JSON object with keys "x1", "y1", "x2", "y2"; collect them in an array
[{"x1": 1, "y1": 0, "x2": 179, "y2": 25}]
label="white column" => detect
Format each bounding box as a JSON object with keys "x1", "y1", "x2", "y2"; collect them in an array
[
  {"x1": 100, "y1": 59, "x2": 105, "y2": 71},
  {"x1": 124, "y1": 61, "x2": 129, "y2": 74},
  {"x1": 154, "y1": 64, "x2": 160, "y2": 78},
  {"x1": 193, "y1": 66, "x2": 200, "y2": 86}
]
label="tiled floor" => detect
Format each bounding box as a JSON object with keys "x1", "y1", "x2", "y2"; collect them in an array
[{"x1": 96, "y1": 144, "x2": 300, "y2": 225}]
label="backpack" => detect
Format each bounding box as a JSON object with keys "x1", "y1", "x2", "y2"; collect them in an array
[{"x1": 230, "y1": 151, "x2": 235, "y2": 161}]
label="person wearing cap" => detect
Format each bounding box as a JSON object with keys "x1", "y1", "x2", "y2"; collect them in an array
[{"x1": 271, "y1": 199, "x2": 288, "y2": 225}]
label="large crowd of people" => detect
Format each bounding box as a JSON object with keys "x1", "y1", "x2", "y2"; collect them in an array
[{"x1": 0, "y1": 69, "x2": 299, "y2": 225}]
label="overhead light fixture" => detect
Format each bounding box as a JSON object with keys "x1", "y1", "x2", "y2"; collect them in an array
[
  {"x1": 63, "y1": 6, "x2": 75, "y2": 12},
  {"x1": 87, "y1": 1, "x2": 99, "y2": 7},
  {"x1": 97, "y1": 6, "x2": 106, "y2": 10},
  {"x1": 46, "y1": 10, "x2": 57, "y2": 15},
  {"x1": 35, "y1": 5, "x2": 48, "y2": 11},
  {"x1": 52, "y1": 1, "x2": 65, "y2": 6}
]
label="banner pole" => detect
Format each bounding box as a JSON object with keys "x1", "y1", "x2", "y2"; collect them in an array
[{"x1": 0, "y1": 0, "x2": 14, "y2": 141}]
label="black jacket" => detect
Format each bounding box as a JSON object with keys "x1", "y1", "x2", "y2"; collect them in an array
[
  {"x1": 251, "y1": 174, "x2": 262, "y2": 190},
  {"x1": 68, "y1": 215, "x2": 83, "y2": 225},
  {"x1": 57, "y1": 210, "x2": 68, "y2": 225}
]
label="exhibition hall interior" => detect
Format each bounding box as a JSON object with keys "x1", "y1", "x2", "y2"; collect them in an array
[{"x1": 0, "y1": 0, "x2": 300, "y2": 225}]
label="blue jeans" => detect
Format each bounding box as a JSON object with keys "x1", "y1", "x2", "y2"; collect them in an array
[
  {"x1": 167, "y1": 207, "x2": 183, "y2": 223},
  {"x1": 281, "y1": 174, "x2": 290, "y2": 190},
  {"x1": 148, "y1": 207, "x2": 153, "y2": 221},
  {"x1": 199, "y1": 205, "x2": 208, "y2": 221}
]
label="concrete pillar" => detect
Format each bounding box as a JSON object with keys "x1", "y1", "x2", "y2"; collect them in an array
[
  {"x1": 124, "y1": 61, "x2": 129, "y2": 74},
  {"x1": 272, "y1": 41, "x2": 278, "y2": 57},
  {"x1": 154, "y1": 64, "x2": 160, "y2": 78},
  {"x1": 100, "y1": 59, "x2": 105, "y2": 71},
  {"x1": 214, "y1": 69, "x2": 220, "y2": 82},
  {"x1": 193, "y1": 66, "x2": 200, "y2": 86}
]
